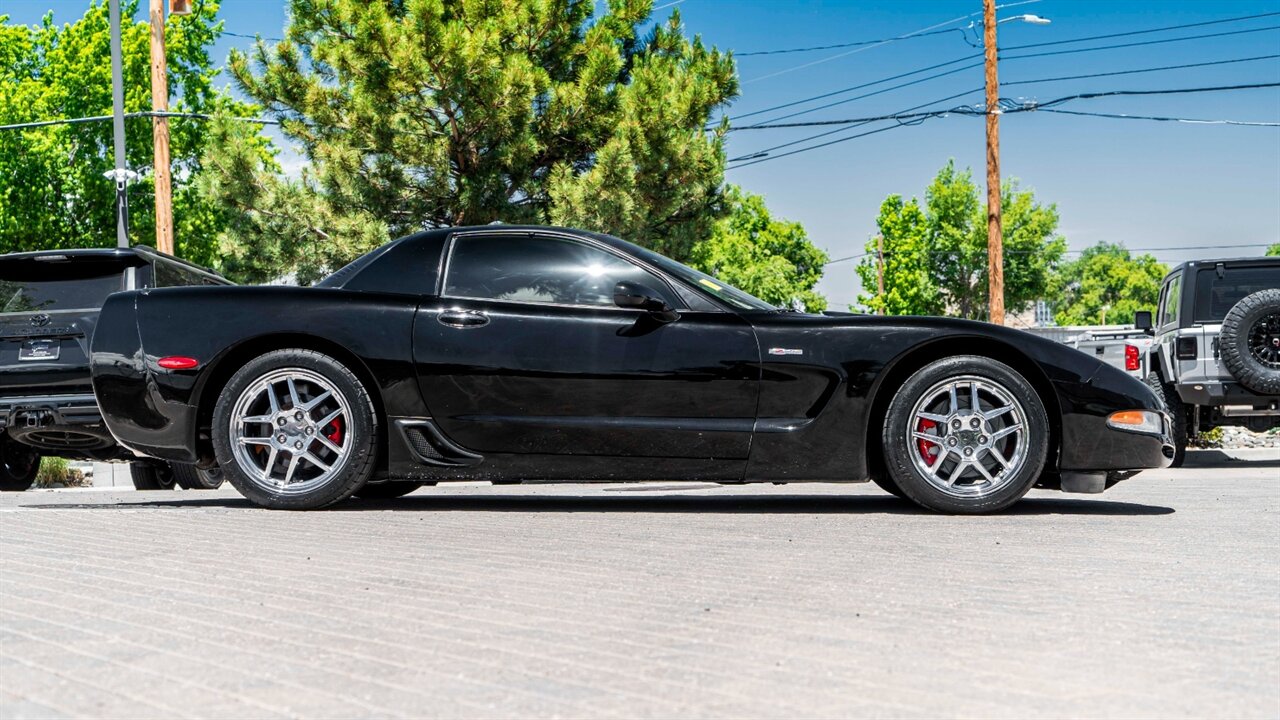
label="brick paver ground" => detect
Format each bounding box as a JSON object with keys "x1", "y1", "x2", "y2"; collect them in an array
[{"x1": 1, "y1": 450, "x2": 1277, "y2": 719}]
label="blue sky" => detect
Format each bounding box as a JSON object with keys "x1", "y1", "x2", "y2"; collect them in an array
[{"x1": 5, "y1": 0, "x2": 1279, "y2": 306}]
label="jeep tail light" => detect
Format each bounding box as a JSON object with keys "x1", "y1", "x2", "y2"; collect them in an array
[
  {"x1": 157, "y1": 356, "x2": 199, "y2": 370},
  {"x1": 1175, "y1": 337, "x2": 1197, "y2": 361},
  {"x1": 1124, "y1": 344, "x2": 1140, "y2": 371}
]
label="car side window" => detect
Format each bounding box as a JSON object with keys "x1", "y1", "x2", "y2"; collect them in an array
[
  {"x1": 1161, "y1": 275, "x2": 1181, "y2": 327},
  {"x1": 444, "y1": 235, "x2": 677, "y2": 308}
]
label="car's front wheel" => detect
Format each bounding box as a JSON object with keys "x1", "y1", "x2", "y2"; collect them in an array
[
  {"x1": 213, "y1": 349, "x2": 378, "y2": 510},
  {"x1": 882, "y1": 356, "x2": 1050, "y2": 514}
]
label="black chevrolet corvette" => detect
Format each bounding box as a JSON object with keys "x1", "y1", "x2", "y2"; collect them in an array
[{"x1": 90, "y1": 226, "x2": 1173, "y2": 512}]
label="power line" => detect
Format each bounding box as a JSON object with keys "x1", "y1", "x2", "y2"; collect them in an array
[
  {"x1": 719, "y1": 53, "x2": 980, "y2": 125},
  {"x1": 1039, "y1": 108, "x2": 1280, "y2": 127},
  {"x1": 1002, "y1": 10, "x2": 1280, "y2": 51},
  {"x1": 222, "y1": 30, "x2": 284, "y2": 43},
  {"x1": 1002, "y1": 54, "x2": 1280, "y2": 89},
  {"x1": 741, "y1": 1, "x2": 1041, "y2": 85},
  {"x1": 726, "y1": 24, "x2": 1280, "y2": 129},
  {"x1": 736, "y1": 28, "x2": 962, "y2": 57},
  {"x1": 727, "y1": 87, "x2": 982, "y2": 162},
  {"x1": 730, "y1": 82, "x2": 1280, "y2": 132},
  {"x1": 1002, "y1": 25, "x2": 1280, "y2": 61},
  {"x1": 0, "y1": 111, "x2": 279, "y2": 133}
]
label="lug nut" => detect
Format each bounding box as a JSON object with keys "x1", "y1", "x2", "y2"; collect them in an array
[
  {"x1": 294, "y1": 441, "x2": 303, "y2": 450},
  {"x1": 295, "y1": 411, "x2": 304, "y2": 420},
  {"x1": 979, "y1": 435, "x2": 988, "y2": 444},
  {"x1": 951, "y1": 419, "x2": 962, "y2": 429},
  {"x1": 276, "y1": 434, "x2": 286, "y2": 443},
  {"x1": 947, "y1": 437, "x2": 958, "y2": 446},
  {"x1": 277, "y1": 418, "x2": 286, "y2": 426},
  {"x1": 963, "y1": 447, "x2": 973, "y2": 456},
  {"x1": 305, "y1": 427, "x2": 314, "y2": 435},
  {"x1": 970, "y1": 418, "x2": 980, "y2": 428}
]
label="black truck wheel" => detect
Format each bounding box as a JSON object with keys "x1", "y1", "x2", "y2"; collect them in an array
[
  {"x1": 1145, "y1": 373, "x2": 1187, "y2": 468},
  {"x1": 173, "y1": 463, "x2": 225, "y2": 490},
  {"x1": 1220, "y1": 288, "x2": 1280, "y2": 395},
  {"x1": 213, "y1": 349, "x2": 378, "y2": 510},
  {"x1": 1, "y1": 435, "x2": 41, "y2": 492},
  {"x1": 881, "y1": 356, "x2": 1049, "y2": 514},
  {"x1": 130, "y1": 461, "x2": 178, "y2": 490}
]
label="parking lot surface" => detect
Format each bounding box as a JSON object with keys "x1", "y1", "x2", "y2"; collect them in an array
[{"x1": 1, "y1": 450, "x2": 1277, "y2": 719}]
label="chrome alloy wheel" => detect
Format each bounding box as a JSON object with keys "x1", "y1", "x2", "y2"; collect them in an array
[
  {"x1": 906, "y1": 375, "x2": 1029, "y2": 498},
  {"x1": 229, "y1": 368, "x2": 353, "y2": 495}
]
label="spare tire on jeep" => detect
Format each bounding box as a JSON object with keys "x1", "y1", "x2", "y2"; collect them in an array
[{"x1": 1220, "y1": 288, "x2": 1280, "y2": 395}]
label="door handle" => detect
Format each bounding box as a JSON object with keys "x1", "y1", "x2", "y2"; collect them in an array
[{"x1": 438, "y1": 309, "x2": 489, "y2": 329}]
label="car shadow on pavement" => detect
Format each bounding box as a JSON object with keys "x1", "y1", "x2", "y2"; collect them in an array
[
  {"x1": 1181, "y1": 450, "x2": 1280, "y2": 469},
  {"x1": 22, "y1": 493, "x2": 1174, "y2": 516}
]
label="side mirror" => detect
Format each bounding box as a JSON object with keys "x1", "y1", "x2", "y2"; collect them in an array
[
  {"x1": 614, "y1": 281, "x2": 679, "y2": 323},
  {"x1": 1134, "y1": 310, "x2": 1153, "y2": 334}
]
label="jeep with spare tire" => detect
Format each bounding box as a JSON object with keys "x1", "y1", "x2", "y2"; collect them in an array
[
  {"x1": 1137, "y1": 257, "x2": 1280, "y2": 466},
  {"x1": 1, "y1": 246, "x2": 231, "y2": 491}
]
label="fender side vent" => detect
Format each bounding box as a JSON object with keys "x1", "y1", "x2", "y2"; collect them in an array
[{"x1": 395, "y1": 419, "x2": 483, "y2": 467}]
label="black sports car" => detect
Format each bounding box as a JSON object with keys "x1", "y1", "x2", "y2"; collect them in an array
[{"x1": 89, "y1": 226, "x2": 1174, "y2": 512}]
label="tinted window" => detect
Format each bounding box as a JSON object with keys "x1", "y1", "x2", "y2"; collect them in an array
[
  {"x1": 445, "y1": 235, "x2": 676, "y2": 308},
  {"x1": 1193, "y1": 266, "x2": 1280, "y2": 322},
  {"x1": 0, "y1": 265, "x2": 125, "y2": 314}
]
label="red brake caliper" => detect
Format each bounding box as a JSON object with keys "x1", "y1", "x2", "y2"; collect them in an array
[
  {"x1": 916, "y1": 418, "x2": 938, "y2": 462},
  {"x1": 326, "y1": 415, "x2": 344, "y2": 445}
]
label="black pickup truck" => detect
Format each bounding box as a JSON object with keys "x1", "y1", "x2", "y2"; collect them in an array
[{"x1": 1, "y1": 246, "x2": 230, "y2": 491}]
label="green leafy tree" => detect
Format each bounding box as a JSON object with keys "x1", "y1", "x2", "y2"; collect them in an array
[
  {"x1": 1050, "y1": 243, "x2": 1167, "y2": 325},
  {"x1": 0, "y1": 1, "x2": 268, "y2": 268},
  {"x1": 1267, "y1": 243, "x2": 1279, "y2": 256},
  {"x1": 856, "y1": 161, "x2": 1065, "y2": 318},
  {"x1": 210, "y1": 0, "x2": 736, "y2": 284},
  {"x1": 688, "y1": 185, "x2": 827, "y2": 310},
  {"x1": 855, "y1": 195, "x2": 942, "y2": 315}
]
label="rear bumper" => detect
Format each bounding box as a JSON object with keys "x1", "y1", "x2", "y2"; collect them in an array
[
  {"x1": 0, "y1": 393, "x2": 134, "y2": 460},
  {"x1": 1177, "y1": 381, "x2": 1280, "y2": 408}
]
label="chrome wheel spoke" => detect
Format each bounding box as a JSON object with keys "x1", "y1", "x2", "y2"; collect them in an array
[
  {"x1": 992, "y1": 423, "x2": 1022, "y2": 441},
  {"x1": 229, "y1": 367, "x2": 353, "y2": 495},
  {"x1": 906, "y1": 374, "x2": 1030, "y2": 499}
]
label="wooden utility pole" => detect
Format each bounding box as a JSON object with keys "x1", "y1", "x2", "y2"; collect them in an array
[
  {"x1": 983, "y1": 0, "x2": 1005, "y2": 325},
  {"x1": 149, "y1": 0, "x2": 174, "y2": 256},
  {"x1": 876, "y1": 234, "x2": 885, "y2": 315}
]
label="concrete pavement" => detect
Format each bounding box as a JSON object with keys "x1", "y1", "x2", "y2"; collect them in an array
[{"x1": 1, "y1": 451, "x2": 1277, "y2": 718}]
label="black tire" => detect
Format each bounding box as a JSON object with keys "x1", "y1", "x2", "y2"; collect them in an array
[
  {"x1": 130, "y1": 461, "x2": 177, "y2": 490},
  {"x1": 1, "y1": 435, "x2": 40, "y2": 492},
  {"x1": 881, "y1": 356, "x2": 1050, "y2": 514},
  {"x1": 174, "y1": 463, "x2": 225, "y2": 490},
  {"x1": 1145, "y1": 372, "x2": 1187, "y2": 468},
  {"x1": 354, "y1": 481, "x2": 426, "y2": 500},
  {"x1": 869, "y1": 474, "x2": 908, "y2": 500},
  {"x1": 1220, "y1": 289, "x2": 1280, "y2": 395},
  {"x1": 212, "y1": 349, "x2": 378, "y2": 510}
]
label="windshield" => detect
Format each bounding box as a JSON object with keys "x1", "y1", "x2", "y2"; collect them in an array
[
  {"x1": 0, "y1": 265, "x2": 125, "y2": 314},
  {"x1": 1193, "y1": 266, "x2": 1280, "y2": 323},
  {"x1": 627, "y1": 245, "x2": 777, "y2": 311}
]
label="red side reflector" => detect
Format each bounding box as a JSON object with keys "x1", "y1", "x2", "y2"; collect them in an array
[
  {"x1": 157, "y1": 356, "x2": 199, "y2": 370},
  {"x1": 1124, "y1": 344, "x2": 1140, "y2": 372}
]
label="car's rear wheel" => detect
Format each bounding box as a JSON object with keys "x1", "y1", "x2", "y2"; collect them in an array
[
  {"x1": 213, "y1": 349, "x2": 377, "y2": 510},
  {"x1": 130, "y1": 461, "x2": 178, "y2": 490},
  {"x1": 882, "y1": 356, "x2": 1049, "y2": 514},
  {"x1": 174, "y1": 463, "x2": 225, "y2": 490},
  {"x1": 1145, "y1": 372, "x2": 1187, "y2": 468},
  {"x1": 1, "y1": 435, "x2": 40, "y2": 492},
  {"x1": 354, "y1": 481, "x2": 427, "y2": 500}
]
